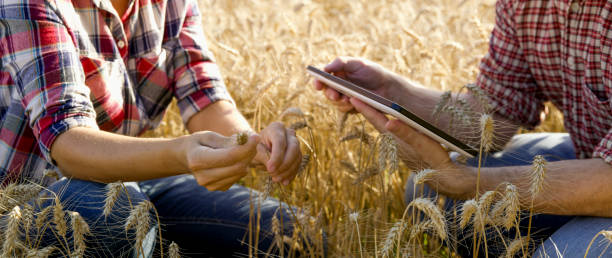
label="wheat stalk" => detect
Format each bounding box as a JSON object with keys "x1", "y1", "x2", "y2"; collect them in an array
[
  {"x1": 379, "y1": 221, "x2": 405, "y2": 257},
  {"x1": 378, "y1": 133, "x2": 399, "y2": 173},
  {"x1": 479, "y1": 114, "x2": 494, "y2": 153},
  {"x1": 70, "y1": 211, "x2": 90, "y2": 257},
  {"x1": 3, "y1": 206, "x2": 22, "y2": 257},
  {"x1": 125, "y1": 200, "x2": 153, "y2": 254},
  {"x1": 504, "y1": 238, "x2": 528, "y2": 258},
  {"x1": 413, "y1": 169, "x2": 436, "y2": 186},
  {"x1": 26, "y1": 246, "x2": 56, "y2": 258},
  {"x1": 104, "y1": 182, "x2": 123, "y2": 217},
  {"x1": 459, "y1": 199, "x2": 478, "y2": 229},
  {"x1": 530, "y1": 155, "x2": 547, "y2": 197},
  {"x1": 168, "y1": 242, "x2": 180, "y2": 258},
  {"x1": 408, "y1": 198, "x2": 446, "y2": 240},
  {"x1": 53, "y1": 197, "x2": 67, "y2": 238}
]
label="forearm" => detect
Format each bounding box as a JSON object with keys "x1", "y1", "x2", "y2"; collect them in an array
[
  {"x1": 51, "y1": 127, "x2": 187, "y2": 182},
  {"x1": 186, "y1": 100, "x2": 252, "y2": 135},
  {"x1": 389, "y1": 74, "x2": 519, "y2": 147},
  {"x1": 474, "y1": 159, "x2": 612, "y2": 217}
]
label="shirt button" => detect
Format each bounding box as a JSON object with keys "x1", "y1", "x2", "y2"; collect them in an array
[
  {"x1": 570, "y1": 1, "x2": 581, "y2": 13},
  {"x1": 117, "y1": 40, "x2": 126, "y2": 49}
]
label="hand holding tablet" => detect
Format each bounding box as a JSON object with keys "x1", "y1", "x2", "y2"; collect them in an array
[{"x1": 307, "y1": 65, "x2": 478, "y2": 158}]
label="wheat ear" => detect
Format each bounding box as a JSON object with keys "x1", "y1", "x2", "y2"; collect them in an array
[
  {"x1": 2, "y1": 206, "x2": 22, "y2": 257},
  {"x1": 504, "y1": 238, "x2": 528, "y2": 258},
  {"x1": 413, "y1": 169, "x2": 436, "y2": 186},
  {"x1": 459, "y1": 199, "x2": 478, "y2": 229},
  {"x1": 408, "y1": 198, "x2": 447, "y2": 240},
  {"x1": 125, "y1": 200, "x2": 153, "y2": 254},
  {"x1": 53, "y1": 197, "x2": 67, "y2": 237},
  {"x1": 104, "y1": 182, "x2": 123, "y2": 217},
  {"x1": 168, "y1": 241, "x2": 180, "y2": 258},
  {"x1": 70, "y1": 211, "x2": 90, "y2": 256}
]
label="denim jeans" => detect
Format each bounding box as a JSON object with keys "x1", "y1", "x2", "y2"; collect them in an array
[
  {"x1": 31, "y1": 175, "x2": 314, "y2": 257},
  {"x1": 405, "y1": 133, "x2": 612, "y2": 257}
]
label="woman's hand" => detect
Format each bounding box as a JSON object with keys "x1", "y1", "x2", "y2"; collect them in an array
[
  {"x1": 254, "y1": 122, "x2": 302, "y2": 185},
  {"x1": 183, "y1": 131, "x2": 259, "y2": 191}
]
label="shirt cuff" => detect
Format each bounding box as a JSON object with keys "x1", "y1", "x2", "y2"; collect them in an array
[
  {"x1": 177, "y1": 83, "x2": 235, "y2": 125},
  {"x1": 38, "y1": 114, "x2": 99, "y2": 165},
  {"x1": 593, "y1": 131, "x2": 612, "y2": 164}
]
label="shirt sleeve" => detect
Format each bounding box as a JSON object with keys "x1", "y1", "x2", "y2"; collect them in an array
[
  {"x1": 594, "y1": 129, "x2": 612, "y2": 164},
  {"x1": 170, "y1": 0, "x2": 234, "y2": 125},
  {"x1": 474, "y1": 0, "x2": 545, "y2": 129},
  {"x1": 3, "y1": 15, "x2": 98, "y2": 164}
]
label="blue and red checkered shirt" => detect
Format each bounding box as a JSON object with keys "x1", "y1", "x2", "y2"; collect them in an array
[
  {"x1": 477, "y1": 0, "x2": 612, "y2": 164},
  {"x1": 0, "y1": 0, "x2": 232, "y2": 184}
]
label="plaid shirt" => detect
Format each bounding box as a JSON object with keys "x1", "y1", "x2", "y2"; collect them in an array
[
  {"x1": 0, "y1": 0, "x2": 232, "y2": 183},
  {"x1": 477, "y1": 0, "x2": 612, "y2": 163}
]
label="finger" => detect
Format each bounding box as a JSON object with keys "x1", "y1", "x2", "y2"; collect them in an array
[
  {"x1": 193, "y1": 135, "x2": 259, "y2": 169},
  {"x1": 255, "y1": 142, "x2": 271, "y2": 162},
  {"x1": 324, "y1": 57, "x2": 348, "y2": 73},
  {"x1": 193, "y1": 131, "x2": 234, "y2": 149},
  {"x1": 203, "y1": 173, "x2": 244, "y2": 192},
  {"x1": 349, "y1": 97, "x2": 389, "y2": 132},
  {"x1": 277, "y1": 156, "x2": 301, "y2": 186},
  {"x1": 314, "y1": 79, "x2": 326, "y2": 91},
  {"x1": 271, "y1": 132, "x2": 301, "y2": 177},
  {"x1": 325, "y1": 87, "x2": 342, "y2": 101},
  {"x1": 193, "y1": 161, "x2": 249, "y2": 189},
  {"x1": 266, "y1": 125, "x2": 288, "y2": 173}
]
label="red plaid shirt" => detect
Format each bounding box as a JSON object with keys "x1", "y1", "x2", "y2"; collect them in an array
[
  {"x1": 0, "y1": 0, "x2": 232, "y2": 184},
  {"x1": 477, "y1": 0, "x2": 612, "y2": 163}
]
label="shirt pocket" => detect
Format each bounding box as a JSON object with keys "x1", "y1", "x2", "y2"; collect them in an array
[
  {"x1": 132, "y1": 49, "x2": 173, "y2": 126},
  {"x1": 80, "y1": 55, "x2": 126, "y2": 131}
]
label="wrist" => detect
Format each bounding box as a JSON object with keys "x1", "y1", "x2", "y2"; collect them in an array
[{"x1": 170, "y1": 135, "x2": 191, "y2": 173}]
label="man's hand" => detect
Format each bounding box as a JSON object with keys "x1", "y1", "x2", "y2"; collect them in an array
[
  {"x1": 254, "y1": 122, "x2": 302, "y2": 185},
  {"x1": 350, "y1": 97, "x2": 476, "y2": 198},
  {"x1": 183, "y1": 131, "x2": 260, "y2": 191},
  {"x1": 313, "y1": 57, "x2": 399, "y2": 113}
]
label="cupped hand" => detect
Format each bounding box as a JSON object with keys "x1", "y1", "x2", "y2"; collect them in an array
[
  {"x1": 183, "y1": 131, "x2": 259, "y2": 191},
  {"x1": 313, "y1": 56, "x2": 396, "y2": 113},
  {"x1": 254, "y1": 122, "x2": 302, "y2": 185}
]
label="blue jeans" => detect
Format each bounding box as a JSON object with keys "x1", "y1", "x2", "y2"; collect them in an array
[
  {"x1": 30, "y1": 175, "x2": 318, "y2": 257},
  {"x1": 405, "y1": 133, "x2": 612, "y2": 257}
]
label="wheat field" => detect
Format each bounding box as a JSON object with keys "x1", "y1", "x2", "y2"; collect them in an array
[
  {"x1": 0, "y1": 0, "x2": 575, "y2": 257},
  {"x1": 138, "y1": 0, "x2": 566, "y2": 256}
]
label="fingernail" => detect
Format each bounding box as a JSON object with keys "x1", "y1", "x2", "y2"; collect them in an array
[{"x1": 283, "y1": 180, "x2": 290, "y2": 186}]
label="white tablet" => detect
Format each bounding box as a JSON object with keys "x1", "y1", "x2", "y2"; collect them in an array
[{"x1": 307, "y1": 65, "x2": 478, "y2": 158}]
